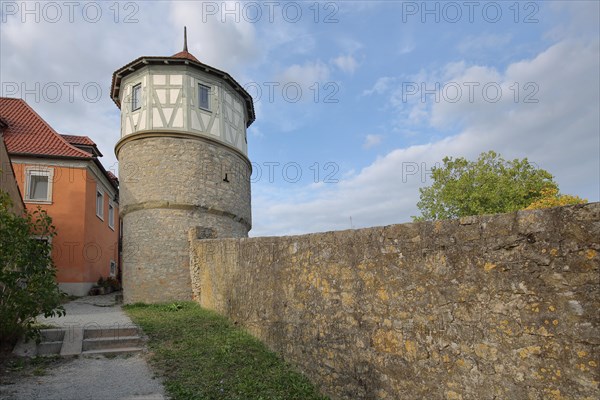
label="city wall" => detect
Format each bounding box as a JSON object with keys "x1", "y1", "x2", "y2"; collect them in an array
[{"x1": 189, "y1": 203, "x2": 599, "y2": 399}]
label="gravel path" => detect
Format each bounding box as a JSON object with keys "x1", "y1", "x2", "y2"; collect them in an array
[
  {"x1": 37, "y1": 293, "x2": 134, "y2": 328},
  {"x1": 1, "y1": 293, "x2": 168, "y2": 400},
  {"x1": 0, "y1": 355, "x2": 166, "y2": 400}
]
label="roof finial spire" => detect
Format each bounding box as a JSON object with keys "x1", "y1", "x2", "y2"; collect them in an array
[{"x1": 183, "y1": 26, "x2": 188, "y2": 52}]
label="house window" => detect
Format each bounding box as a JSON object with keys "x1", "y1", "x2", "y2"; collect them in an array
[
  {"x1": 198, "y1": 84, "x2": 210, "y2": 110},
  {"x1": 132, "y1": 83, "x2": 141, "y2": 111},
  {"x1": 108, "y1": 201, "x2": 115, "y2": 230},
  {"x1": 25, "y1": 167, "x2": 53, "y2": 203},
  {"x1": 96, "y1": 188, "x2": 104, "y2": 220},
  {"x1": 109, "y1": 260, "x2": 117, "y2": 277},
  {"x1": 34, "y1": 236, "x2": 52, "y2": 256},
  {"x1": 29, "y1": 236, "x2": 53, "y2": 271}
]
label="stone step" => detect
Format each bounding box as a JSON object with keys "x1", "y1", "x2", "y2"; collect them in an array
[
  {"x1": 81, "y1": 347, "x2": 144, "y2": 357},
  {"x1": 60, "y1": 327, "x2": 83, "y2": 356},
  {"x1": 37, "y1": 341, "x2": 63, "y2": 356},
  {"x1": 14, "y1": 326, "x2": 146, "y2": 357},
  {"x1": 40, "y1": 328, "x2": 65, "y2": 342},
  {"x1": 82, "y1": 336, "x2": 143, "y2": 351},
  {"x1": 33, "y1": 328, "x2": 67, "y2": 356},
  {"x1": 84, "y1": 326, "x2": 140, "y2": 339}
]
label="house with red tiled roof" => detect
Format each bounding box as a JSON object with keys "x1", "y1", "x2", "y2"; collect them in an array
[{"x1": 0, "y1": 97, "x2": 120, "y2": 296}]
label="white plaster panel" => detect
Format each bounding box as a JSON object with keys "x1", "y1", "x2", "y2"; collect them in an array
[
  {"x1": 152, "y1": 108, "x2": 163, "y2": 128},
  {"x1": 170, "y1": 74, "x2": 183, "y2": 85},
  {"x1": 172, "y1": 108, "x2": 183, "y2": 128}
]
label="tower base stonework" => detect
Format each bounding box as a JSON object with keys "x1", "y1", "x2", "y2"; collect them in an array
[{"x1": 117, "y1": 134, "x2": 251, "y2": 304}]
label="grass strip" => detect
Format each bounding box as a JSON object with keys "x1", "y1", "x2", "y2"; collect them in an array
[{"x1": 124, "y1": 301, "x2": 328, "y2": 400}]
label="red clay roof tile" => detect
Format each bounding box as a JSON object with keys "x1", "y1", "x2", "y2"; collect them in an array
[
  {"x1": 60, "y1": 134, "x2": 96, "y2": 146},
  {"x1": 0, "y1": 97, "x2": 92, "y2": 159},
  {"x1": 171, "y1": 50, "x2": 200, "y2": 63},
  {"x1": 107, "y1": 171, "x2": 119, "y2": 184}
]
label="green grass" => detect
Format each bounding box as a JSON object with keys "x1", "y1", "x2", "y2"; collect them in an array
[{"x1": 124, "y1": 302, "x2": 328, "y2": 400}]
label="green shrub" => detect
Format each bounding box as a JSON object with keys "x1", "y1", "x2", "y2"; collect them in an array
[{"x1": 0, "y1": 191, "x2": 65, "y2": 346}]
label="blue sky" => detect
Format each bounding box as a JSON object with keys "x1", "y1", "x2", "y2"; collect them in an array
[{"x1": 1, "y1": 1, "x2": 599, "y2": 236}]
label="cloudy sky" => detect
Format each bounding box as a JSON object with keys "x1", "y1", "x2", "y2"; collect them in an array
[{"x1": 1, "y1": 1, "x2": 598, "y2": 236}]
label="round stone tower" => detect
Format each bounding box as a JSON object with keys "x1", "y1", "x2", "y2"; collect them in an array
[{"x1": 111, "y1": 29, "x2": 255, "y2": 303}]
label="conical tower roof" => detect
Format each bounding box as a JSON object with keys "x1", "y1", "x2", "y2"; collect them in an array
[{"x1": 171, "y1": 26, "x2": 200, "y2": 62}]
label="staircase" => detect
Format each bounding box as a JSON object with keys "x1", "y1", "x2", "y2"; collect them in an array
[
  {"x1": 82, "y1": 326, "x2": 144, "y2": 356},
  {"x1": 35, "y1": 329, "x2": 65, "y2": 356},
  {"x1": 14, "y1": 326, "x2": 144, "y2": 357}
]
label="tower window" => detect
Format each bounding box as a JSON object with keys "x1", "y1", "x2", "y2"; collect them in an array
[
  {"x1": 198, "y1": 84, "x2": 210, "y2": 111},
  {"x1": 132, "y1": 83, "x2": 141, "y2": 111}
]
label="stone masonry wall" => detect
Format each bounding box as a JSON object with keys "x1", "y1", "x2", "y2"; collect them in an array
[
  {"x1": 189, "y1": 203, "x2": 600, "y2": 399},
  {"x1": 118, "y1": 135, "x2": 251, "y2": 228},
  {"x1": 119, "y1": 135, "x2": 251, "y2": 303}
]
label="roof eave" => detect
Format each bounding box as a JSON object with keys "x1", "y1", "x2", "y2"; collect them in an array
[
  {"x1": 7, "y1": 152, "x2": 92, "y2": 161},
  {"x1": 9, "y1": 152, "x2": 117, "y2": 191},
  {"x1": 110, "y1": 56, "x2": 256, "y2": 126},
  {"x1": 92, "y1": 157, "x2": 119, "y2": 191}
]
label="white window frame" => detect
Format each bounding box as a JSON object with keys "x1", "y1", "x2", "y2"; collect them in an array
[
  {"x1": 132, "y1": 83, "x2": 141, "y2": 111},
  {"x1": 109, "y1": 260, "x2": 117, "y2": 277},
  {"x1": 198, "y1": 83, "x2": 211, "y2": 111},
  {"x1": 108, "y1": 200, "x2": 115, "y2": 230},
  {"x1": 96, "y1": 186, "x2": 104, "y2": 220},
  {"x1": 24, "y1": 167, "x2": 54, "y2": 204}
]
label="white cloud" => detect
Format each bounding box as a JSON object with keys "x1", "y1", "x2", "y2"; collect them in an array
[
  {"x1": 0, "y1": 6, "x2": 174, "y2": 171},
  {"x1": 251, "y1": 37, "x2": 600, "y2": 236},
  {"x1": 363, "y1": 77, "x2": 396, "y2": 96},
  {"x1": 457, "y1": 34, "x2": 512, "y2": 54},
  {"x1": 547, "y1": 1, "x2": 600, "y2": 41},
  {"x1": 0, "y1": 1, "x2": 264, "y2": 171},
  {"x1": 251, "y1": 142, "x2": 442, "y2": 236},
  {"x1": 332, "y1": 55, "x2": 358, "y2": 74},
  {"x1": 248, "y1": 126, "x2": 264, "y2": 138},
  {"x1": 169, "y1": 1, "x2": 262, "y2": 74},
  {"x1": 362, "y1": 134, "x2": 383, "y2": 149},
  {"x1": 1, "y1": 1, "x2": 597, "y2": 239},
  {"x1": 335, "y1": 38, "x2": 364, "y2": 54},
  {"x1": 277, "y1": 60, "x2": 330, "y2": 88},
  {"x1": 399, "y1": 40, "x2": 416, "y2": 55}
]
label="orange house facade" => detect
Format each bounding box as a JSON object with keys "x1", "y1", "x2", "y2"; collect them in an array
[{"x1": 0, "y1": 98, "x2": 120, "y2": 296}]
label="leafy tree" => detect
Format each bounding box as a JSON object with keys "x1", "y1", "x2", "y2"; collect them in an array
[
  {"x1": 525, "y1": 187, "x2": 587, "y2": 210},
  {"x1": 0, "y1": 191, "x2": 65, "y2": 346},
  {"x1": 414, "y1": 151, "x2": 564, "y2": 221}
]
